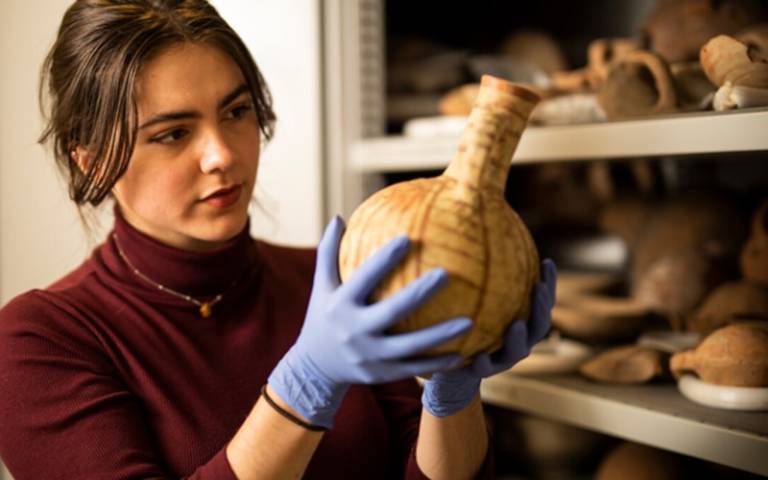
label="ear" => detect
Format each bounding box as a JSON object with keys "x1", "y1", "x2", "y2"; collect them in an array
[{"x1": 70, "y1": 145, "x2": 92, "y2": 173}]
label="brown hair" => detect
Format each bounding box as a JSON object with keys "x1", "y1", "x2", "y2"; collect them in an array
[{"x1": 39, "y1": 0, "x2": 276, "y2": 208}]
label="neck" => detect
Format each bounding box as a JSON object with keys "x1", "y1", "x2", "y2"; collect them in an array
[
  {"x1": 103, "y1": 205, "x2": 255, "y2": 297},
  {"x1": 116, "y1": 202, "x2": 245, "y2": 252}
]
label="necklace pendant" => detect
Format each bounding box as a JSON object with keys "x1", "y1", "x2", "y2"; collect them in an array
[{"x1": 200, "y1": 303, "x2": 212, "y2": 318}]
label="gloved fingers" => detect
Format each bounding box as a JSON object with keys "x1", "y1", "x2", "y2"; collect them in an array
[
  {"x1": 314, "y1": 216, "x2": 346, "y2": 290},
  {"x1": 541, "y1": 258, "x2": 557, "y2": 307},
  {"x1": 373, "y1": 317, "x2": 472, "y2": 360},
  {"x1": 487, "y1": 320, "x2": 529, "y2": 372},
  {"x1": 385, "y1": 354, "x2": 464, "y2": 379},
  {"x1": 462, "y1": 320, "x2": 528, "y2": 378},
  {"x1": 343, "y1": 235, "x2": 410, "y2": 303},
  {"x1": 365, "y1": 268, "x2": 448, "y2": 332},
  {"x1": 526, "y1": 284, "x2": 552, "y2": 350},
  {"x1": 519, "y1": 259, "x2": 555, "y2": 350},
  {"x1": 469, "y1": 351, "x2": 495, "y2": 377}
]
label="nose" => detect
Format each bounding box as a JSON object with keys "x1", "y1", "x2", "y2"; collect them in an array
[{"x1": 199, "y1": 127, "x2": 235, "y2": 174}]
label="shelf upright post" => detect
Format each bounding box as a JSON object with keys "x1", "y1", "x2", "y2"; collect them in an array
[{"x1": 322, "y1": 0, "x2": 387, "y2": 220}]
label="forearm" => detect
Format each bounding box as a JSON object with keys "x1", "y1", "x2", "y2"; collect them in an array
[
  {"x1": 415, "y1": 394, "x2": 488, "y2": 480},
  {"x1": 226, "y1": 384, "x2": 323, "y2": 480}
]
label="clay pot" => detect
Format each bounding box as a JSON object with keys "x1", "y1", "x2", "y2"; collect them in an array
[
  {"x1": 700, "y1": 34, "x2": 768, "y2": 88},
  {"x1": 588, "y1": 37, "x2": 645, "y2": 88},
  {"x1": 632, "y1": 197, "x2": 746, "y2": 276},
  {"x1": 499, "y1": 30, "x2": 568, "y2": 75},
  {"x1": 527, "y1": 163, "x2": 604, "y2": 228},
  {"x1": 556, "y1": 271, "x2": 622, "y2": 300},
  {"x1": 339, "y1": 76, "x2": 540, "y2": 359},
  {"x1": 630, "y1": 196, "x2": 747, "y2": 326},
  {"x1": 740, "y1": 200, "x2": 768, "y2": 285},
  {"x1": 599, "y1": 197, "x2": 654, "y2": 250},
  {"x1": 670, "y1": 321, "x2": 768, "y2": 387},
  {"x1": 551, "y1": 67, "x2": 598, "y2": 93},
  {"x1": 580, "y1": 345, "x2": 670, "y2": 384},
  {"x1": 597, "y1": 50, "x2": 678, "y2": 120},
  {"x1": 550, "y1": 37, "x2": 644, "y2": 94},
  {"x1": 642, "y1": 0, "x2": 762, "y2": 63},
  {"x1": 596, "y1": 442, "x2": 689, "y2": 480},
  {"x1": 552, "y1": 294, "x2": 652, "y2": 343},
  {"x1": 439, "y1": 83, "x2": 480, "y2": 116},
  {"x1": 737, "y1": 23, "x2": 768, "y2": 55},
  {"x1": 689, "y1": 280, "x2": 768, "y2": 333},
  {"x1": 633, "y1": 250, "x2": 727, "y2": 330}
]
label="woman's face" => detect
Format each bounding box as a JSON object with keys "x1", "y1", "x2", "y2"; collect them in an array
[{"x1": 112, "y1": 42, "x2": 261, "y2": 251}]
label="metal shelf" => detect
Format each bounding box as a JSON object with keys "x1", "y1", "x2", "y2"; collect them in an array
[
  {"x1": 480, "y1": 373, "x2": 768, "y2": 476},
  {"x1": 334, "y1": 2, "x2": 768, "y2": 475},
  {"x1": 350, "y1": 108, "x2": 768, "y2": 172}
]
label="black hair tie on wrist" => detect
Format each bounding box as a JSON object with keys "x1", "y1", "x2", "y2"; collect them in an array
[{"x1": 260, "y1": 385, "x2": 328, "y2": 432}]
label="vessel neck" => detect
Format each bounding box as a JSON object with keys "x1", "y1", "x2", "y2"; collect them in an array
[{"x1": 444, "y1": 78, "x2": 539, "y2": 195}]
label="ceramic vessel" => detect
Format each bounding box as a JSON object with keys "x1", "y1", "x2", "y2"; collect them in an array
[
  {"x1": 339, "y1": 75, "x2": 540, "y2": 359},
  {"x1": 689, "y1": 281, "x2": 768, "y2": 333},
  {"x1": 740, "y1": 200, "x2": 768, "y2": 285},
  {"x1": 642, "y1": 0, "x2": 759, "y2": 63},
  {"x1": 670, "y1": 322, "x2": 768, "y2": 387},
  {"x1": 700, "y1": 34, "x2": 768, "y2": 88},
  {"x1": 579, "y1": 345, "x2": 669, "y2": 384},
  {"x1": 597, "y1": 50, "x2": 678, "y2": 120}
]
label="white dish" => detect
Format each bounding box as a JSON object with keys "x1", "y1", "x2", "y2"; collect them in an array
[
  {"x1": 509, "y1": 335, "x2": 594, "y2": 375},
  {"x1": 403, "y1": 115, "x2": 467, "y2": 138},
  {"x1": 677, "y1": 374, "x2": 768, "y2": 411},
  {"x1": 637, "y1": 330, "x2": 702, "y2": 353}
]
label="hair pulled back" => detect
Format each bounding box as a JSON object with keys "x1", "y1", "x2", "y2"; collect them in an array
[{"x1": 40, "y1": 0, "x2": 276, "y2": 207}]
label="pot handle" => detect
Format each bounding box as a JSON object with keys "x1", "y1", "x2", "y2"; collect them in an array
[
  {"x1": 624, "y1": 50, "x2": 678, "y2": 113},
  {"x1": 670, "y1": 349, "x2": 697, "y2": 379}
]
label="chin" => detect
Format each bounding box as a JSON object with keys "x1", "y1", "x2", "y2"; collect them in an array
[{"x1": 193, "y1": 211, "x2": 249, "y2": 245}]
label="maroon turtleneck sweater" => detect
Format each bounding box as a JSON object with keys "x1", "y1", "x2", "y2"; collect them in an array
[
  {"x1": 0, "y1": 210, "x2": 495, "y2": 479},
  {"x1": 0, "y1": 213, "x2": 486, "y2": 480}
]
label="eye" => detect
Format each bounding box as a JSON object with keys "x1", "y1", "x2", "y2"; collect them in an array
[
  {"x1": 225, "y1": 102, "x2": 254, "y2": 120},
  {"x1": 150, "y1": 128, "x2": 189, "y2": 145}
]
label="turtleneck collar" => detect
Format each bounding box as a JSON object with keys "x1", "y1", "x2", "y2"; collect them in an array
[{"x1": 102, "y1": 207, "x2": 256, "y2": 298}]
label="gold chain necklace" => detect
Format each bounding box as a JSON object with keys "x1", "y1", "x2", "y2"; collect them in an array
[{"x1": 113, "y1": 233, "x2": 241, "y2": 318}]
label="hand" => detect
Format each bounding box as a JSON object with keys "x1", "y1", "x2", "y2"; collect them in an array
[
  {"x1": 421, "y1": 259, "x2": 557, "y2": 417},
  {"x1": 269, "y1": 216, "x2": 472, "y2": 428}
]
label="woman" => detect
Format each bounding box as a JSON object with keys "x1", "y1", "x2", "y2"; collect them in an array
[{"x1": 0, "y1": 1, "x2": 556, "y2": 479}]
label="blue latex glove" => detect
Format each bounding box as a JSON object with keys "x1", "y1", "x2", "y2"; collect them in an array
[
  {"x1": 269, "y1": 216, "x2": 472, "y2": 428},
  {"x1": 421, "y1": 259, "x2": 557, "y2": 417}
]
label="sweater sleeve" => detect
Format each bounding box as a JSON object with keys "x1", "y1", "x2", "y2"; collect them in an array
[
  {"x1": 371, "y1": 380, "x2": 495, "y2": 479},
  {"x1": 0, "y1": 293, "x2": 237, "y2": 480}
]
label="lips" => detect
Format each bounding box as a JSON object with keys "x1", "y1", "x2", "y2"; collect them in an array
[{"x1": 202, "y1": 184, "x2": 242, "y2": 208}]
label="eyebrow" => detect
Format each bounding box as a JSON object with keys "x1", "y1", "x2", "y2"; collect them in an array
[{"x1": 138, "y1": 83, "x2": 251, "y2": 130}]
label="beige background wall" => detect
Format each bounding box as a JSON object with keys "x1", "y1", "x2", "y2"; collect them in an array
[
  {"x1": 0, "y1": 0, "x2": 83, "y2": 311},
  {"x1": 0, "y1": 0, "x2": 66, "y2": 458},
  {"x1": 0, "y1": 1, "x2": 324, "y2": 477}
]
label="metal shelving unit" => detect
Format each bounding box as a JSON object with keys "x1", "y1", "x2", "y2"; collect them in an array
[
  {"x1": 481, "y1": 373, "x2": 768, "y2": 476},
  {"x1": 350, "y1": 108, "x2": 768, "y2": 172},
  {"x1": 323, "y1": 1, "x2": 768, "y2": 475}
]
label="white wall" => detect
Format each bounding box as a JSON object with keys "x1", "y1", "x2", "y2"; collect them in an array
[
  {"x1": 0, "y1": 0, "x2": 323, "y2": 308},
  {"x1": 214, "y1": 0, "x2": 324, "y2": 246},
  {"x1": 0, "y1": 0, "x2": 85, "y2": 305}
]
